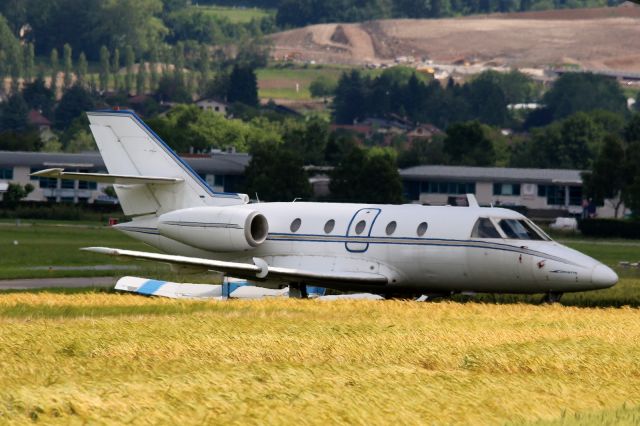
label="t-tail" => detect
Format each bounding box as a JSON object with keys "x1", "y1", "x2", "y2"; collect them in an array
[
  {"x1": 86, "y1": 109, "x2": 248, "y2": 216},
  {"x1": 32, "y1": 110, "x2": 248, "y2": 216}
]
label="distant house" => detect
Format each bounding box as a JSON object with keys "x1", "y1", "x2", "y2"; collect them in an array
[
  {"x1": 27, "y1": 110, "x2": 51, "y2": 132},
  {"x1": 406, "y1": 124, "x2": 443, "y2": 142},
  {"x1": 196, "y1": 98, "x2": 229, "y2": 115}
]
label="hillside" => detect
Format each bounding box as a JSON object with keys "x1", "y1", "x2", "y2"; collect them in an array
[{"x1": 269, "y1": 5, "x2": 640, "y2": 71}]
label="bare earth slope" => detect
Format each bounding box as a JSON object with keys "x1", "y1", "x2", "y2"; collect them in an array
[{"x1": 270, "y1": 6, "x2": 640, "y2": 70}]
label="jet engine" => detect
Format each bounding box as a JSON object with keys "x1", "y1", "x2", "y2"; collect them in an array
[{"x1": 158, "y1": 206, "x2": 269, "y2": 252}]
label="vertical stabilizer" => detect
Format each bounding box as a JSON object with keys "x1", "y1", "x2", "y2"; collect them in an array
[{"x1": 87, "y1": 110, "x2": 247, "y2": 216}]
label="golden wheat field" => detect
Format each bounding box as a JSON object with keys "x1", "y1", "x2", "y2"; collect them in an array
[{"x1": 0, "y1": 293, "x2": 639, "y2": 425}]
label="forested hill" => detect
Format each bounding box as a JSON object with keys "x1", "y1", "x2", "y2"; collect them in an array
[
  {"x1": 0, "y1": 0, "x2": 628, "y2": 61},
  {"x1": 206, "y1": 0, "x2": 626, "y2": 27}
]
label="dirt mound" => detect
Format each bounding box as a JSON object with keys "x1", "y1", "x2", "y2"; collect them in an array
[{"x1": 269, "y1": 6, "x2": 640, "y2": 71}]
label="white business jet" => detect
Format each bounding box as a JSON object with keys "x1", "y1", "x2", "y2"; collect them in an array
[{"x1": 33, "y1": 110, "x2": 617, "y2": 302}]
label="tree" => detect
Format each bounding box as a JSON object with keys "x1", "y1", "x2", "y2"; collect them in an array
[
  {"x1": 54, "y1": 85, "x2": 95, "y2": 130},
  {"x1": 332, "y1": 70, "x2": 368, "y2": 124},
  {"x1": 636, "y1": 93, "x2": 640, "y2": 112},
  {"x1": 2, "y1": 183, "x2": 34, "y2": 208},
  {"x1": 112, "y1": 47, "x2": 120, "y2": 92},
  {"x1": 443, "y1": 121, "x2": 495, "y2": 166},
  {"x1": 227, "y1": 65, "x2": 259, "y2": 107},
  {"x1": 63, "y1": 43, "x2": 73, "y2": 88},
  {"x1": 136, "y1": 65, "x2": 147, "y2": 95},
  {"x1": 541, "y1": 73, "x2": 627, "y2": 124},
  {"x1": 99, "y1": 46, "x2": 111, "y2": 92},
  {"x1": 49, "y1": 48, "x2": 59, "y2": 94},
  {"x1": 125, "y1": 45, "x2": 135, "y2": 94},
  {"x1": 244, "y1": 142, "x2": 312, "y2": 202},
  {"x1": 22, "y1": 78, "x2": 55, "y2": 118},
  {"x1": 582, "y1": 135, "x2": 626, "y2": 218},
  {"x1": 397, "y1": 136, "x2": 448, "y2": 168},
  {"x1": 282, "y1": 117, "x2": 329, "y2": 165},
  {"x1": 77, "y1": 52, "x2": 88, "y2": 85},
  {"x1": 156, "y1": 74, "x2": 191, "y2": 103},
  {"x1": 0, "y1": 94, "x2": 30, "y2": 132},
  {"x1": 24, "y1": 43, "x2": 35, "y2": 83},
  {"x1": 466, "y1": 74, "x2": 508, "y2": 126},
  {"x1": 624, "y1": 113, "x2": 640, "y2": 144},
  {"x1": 309, "y1": 76, "x2": 337, "y2": 99},
  {"x1": 330, "y1": 146, "x2": 403, "y2": 203}
]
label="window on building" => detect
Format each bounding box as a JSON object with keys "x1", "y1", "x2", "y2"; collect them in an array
[
  {"x1": 569, "y1": 186, "x2": 583, "y2": 206},
  {"x1": 30, "y1": 167, "x2": 40, "y2": 180},
  {"x1": 60, "y1": 197, "x2": 74, "y2": 203},
  {"x1": 538, "y1": 185, "x2": 565, "y2": 206},
  {"x1": 214, "y1": 175, "x2": 225, "y2": 187},
  {"x1": 61, "y1": 179, "x2": 75, "y2": 189},
  {"x1": 493, "y1": 183, "x2": 521, "y2": 196},
  {"x1": 0, "y1": 168, "x2": 14, "y2": 180},
  {"x1": 40, "y1": 178, "x2": 58, "y2": 189},
  {"x1": 422, "y1": 181, "x2": 475, "y2": 195}
]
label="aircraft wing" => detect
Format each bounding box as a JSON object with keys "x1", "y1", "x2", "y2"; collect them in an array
[
  {"x1": 83, "y1": 247, "x2": 389, "y2": 285},
  {"x1": 31, "y1": 168, "x2": 183, "y2": 185}
]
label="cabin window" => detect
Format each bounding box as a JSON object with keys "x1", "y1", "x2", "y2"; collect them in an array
[
  {"x1": 324, "y1": 219, "x2": 335, "y2": 234},
  {"x1": 355, "y1": 220, "x2": 366, "y2": 235},
  {"x1": 290, "y1": 218, "x2": 302, "y2": 233},
  {"x1": 385, "y1": 221, "x2": 397, "y2": 236},
  {"x1": 498, "y1": 219, "x2": 545, "y2": 241},
  {"x1": 471, "y1": 218, "x2": 501, "y2": 239},
  {"x1": 416, "y1": 222, "x2": 428, "y2": 237}
]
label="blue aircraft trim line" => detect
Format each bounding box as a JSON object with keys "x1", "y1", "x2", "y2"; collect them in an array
[
  {"x1": 137, "y1": 279, "x2": 167, "y2": 295},
  {"x1": 88, "y1": 109, "x2": 240, "y2": 199}
]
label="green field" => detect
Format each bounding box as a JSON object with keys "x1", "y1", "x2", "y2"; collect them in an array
[
  {"x1": 193, "y1": 5, "x2": 273, "y2": 23},
  {"x1": 257, "y1": 66, "x2": 350, "y2": 101},
  {"x1": 0, "y1": 222, "x2": 167, "y2": 280}
]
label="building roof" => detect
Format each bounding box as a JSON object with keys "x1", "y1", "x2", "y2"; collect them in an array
[
  {"x1": 400, "y1": 165, "x2": 583, "y2": 184},
  {"x1": 0, "y1": 151, "x2": 250, "y2": 175},
  {"x1": 27, "y1": 110, "x2": 52, "y2": 126}
]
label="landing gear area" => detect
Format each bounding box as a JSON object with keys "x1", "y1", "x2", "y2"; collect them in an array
[
  {"x1": 289, "y1": 283, "x2": 308, "y2": 299},
  {"x1": 541, "y1": 291, "x2": 564, "y2": 304}
]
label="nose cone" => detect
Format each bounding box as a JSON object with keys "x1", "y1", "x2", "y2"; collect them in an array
[{"x1": 591, "y1": 264, "x2": 618, "y2": 289}]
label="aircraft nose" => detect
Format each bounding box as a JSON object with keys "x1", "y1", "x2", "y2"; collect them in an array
[{"x1": 591, "y1": 264, "x2": 618, "y2": 288}]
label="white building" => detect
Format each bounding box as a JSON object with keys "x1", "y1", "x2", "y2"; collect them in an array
[
  {"x1": 0, "y1": 151, "x2": 250, "y2": 204},
  {"x1": 401, "y1": 165, "x2": 623, "y2": 219}
]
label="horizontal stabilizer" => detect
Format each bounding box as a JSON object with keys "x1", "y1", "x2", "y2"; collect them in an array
[
  {"x1": 31, "y1": 168, "x2": 184, "y2": 185},
  {"x1": 84, "y1": 247, "x2": 389, "y2": 285}
]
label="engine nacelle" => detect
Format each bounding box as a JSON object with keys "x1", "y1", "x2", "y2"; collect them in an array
[{"x1": 158, "y1": 206, "x2": 268, "y2": 252}]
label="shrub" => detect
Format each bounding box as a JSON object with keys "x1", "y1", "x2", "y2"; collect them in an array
[{"x1": 578, "y1": 218, "x2": 640, "y2": 239}]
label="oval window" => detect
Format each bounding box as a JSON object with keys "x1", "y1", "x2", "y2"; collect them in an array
[
  {"x1": 385, "y1": 221, "x2": 397, "y2": 236},
  {"x1": 324, "y1": 219, "x2": 335, "y2": 234},
  {"x1": 417, "y1": 222, "x2": 428, "y2": 237},
  {"x1": 290, "y1": 218, "x2": 302, "y2": 233},
  {"x1": 355, "y1": 220, "x2": 367, "y2": 235}
]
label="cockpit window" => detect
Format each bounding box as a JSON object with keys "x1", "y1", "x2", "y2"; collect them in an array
[
  {"x1": 498, "y1": 219, "x2": 547, "y2": 241},
  {"x1": 471, "y1": 218, "x2": 501, "y2": 238}
]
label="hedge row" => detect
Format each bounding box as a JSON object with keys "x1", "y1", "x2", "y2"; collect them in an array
[
  {"x1": 0, "y1": 202, "x2": 123, "y2": 221},
  {"x1": 578, "y1": 219, "x2": 640, "y2": 239}
]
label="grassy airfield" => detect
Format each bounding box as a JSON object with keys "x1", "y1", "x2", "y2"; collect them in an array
[{"x1": 1, "y1": 221, "x2": 640, "y2": 424}]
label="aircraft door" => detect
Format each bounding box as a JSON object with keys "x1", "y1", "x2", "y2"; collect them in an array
[{"x1": 345, "y1": 208, "x2": 381, "y2": 253}]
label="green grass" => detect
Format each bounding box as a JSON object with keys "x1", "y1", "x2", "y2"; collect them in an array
[
  {"x1": 0, "y1": 221, "x2": 167, "y2": 279},
  {"x1": 193, "y1": 5, "x2": 273, "y2": 23},
  {"x1": 257, "y1": 66, "x2": 347, "y2": 101}
]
